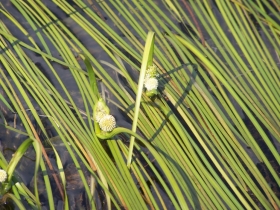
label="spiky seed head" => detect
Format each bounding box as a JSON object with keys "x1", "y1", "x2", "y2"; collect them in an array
[
  {"x1": 99, "y1": 115, "x2": 116, "y2": 132},
  {"x1": 94, "y1": 99, "x2": 110, "y2": 121},
  {"x1": 0, "y1": 169, "x2": 7, "y2": 182}
]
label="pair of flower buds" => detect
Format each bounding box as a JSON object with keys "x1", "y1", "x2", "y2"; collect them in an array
[
  {"x1": 94, "y1": 64, "x2": 159, "y2": 133},
  {"x1": 94, "y1": 99, "x2": 116, "y2": 132}
]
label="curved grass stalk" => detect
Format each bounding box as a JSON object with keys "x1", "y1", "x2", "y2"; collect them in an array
[
  {"x1": 1, "y1": 193, "x2": 26, "y2": 210},
  {"x1": 14, "y1": 182, "x2": 40, "y2": 209},
  {"x1": 0, "y1": 137, "x2": 41, "y2": 208}
]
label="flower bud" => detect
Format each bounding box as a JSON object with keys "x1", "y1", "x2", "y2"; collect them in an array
[
  {"x1": 146, "y1": 64, "x2": 158, "y2": 79},
  {"x1": 0, "y1": 169, "x2": 7, "y2": 183},
  {"x1": 95, "y1": 110, "x2": 107, "y2": 123}
]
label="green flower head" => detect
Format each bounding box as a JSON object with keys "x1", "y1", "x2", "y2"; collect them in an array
[
  {"x1": 94, "y1": 98, "x2": 110, "y2": 122},
  {"x1": 145, "y1": 64, "x2": 159, "y2": 79}
]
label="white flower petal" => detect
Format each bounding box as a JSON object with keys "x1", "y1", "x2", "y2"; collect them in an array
[
  {"x1": 0, "y1": 169, "x2": 7, "y2": 182},
  {"x1": 144, "y1": 78, "x2": 158, "y2": 91}
]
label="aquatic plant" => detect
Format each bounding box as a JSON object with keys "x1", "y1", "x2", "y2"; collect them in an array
[{"x1": 0, "y1": 1, "x2": 279, "y2": 209}]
